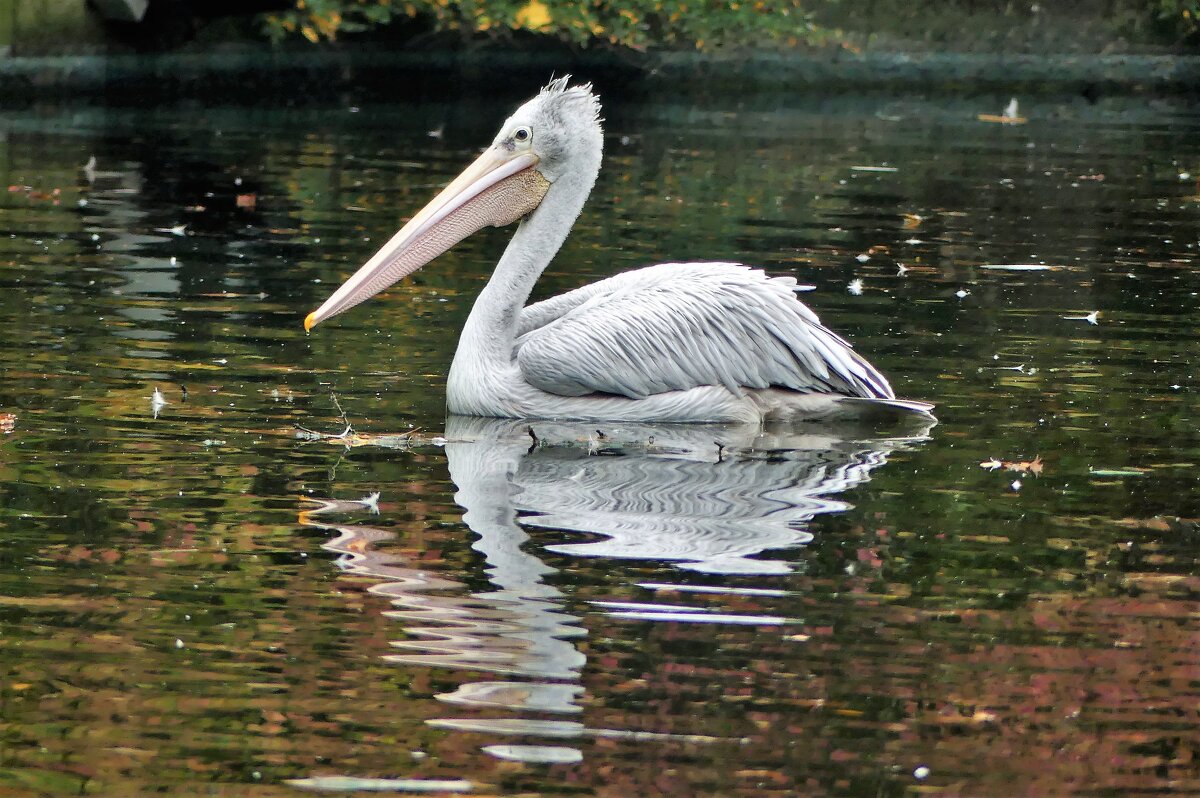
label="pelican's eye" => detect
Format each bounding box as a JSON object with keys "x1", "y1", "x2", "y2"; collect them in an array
[{"x1": 513, "y1": 126, "x2": 532, "y2": 143}]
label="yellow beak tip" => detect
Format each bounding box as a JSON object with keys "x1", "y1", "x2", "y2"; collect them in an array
[{"x1": 303, "y1": 312, "x2": 318, "y2": 333}]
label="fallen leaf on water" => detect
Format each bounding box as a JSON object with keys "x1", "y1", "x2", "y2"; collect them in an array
[
  {"x1": 0, "y1": 413, "x2": 14, "y2": 434},
  {"x1": 980, "y1": 455, "x2": 1043, "y2": 475},
  {"x1": 1010, "y1": 456, "x2": 1044, "y2": 476},
  {"x1": 235, "y1": 193, "x2": 257, "y2": 210}
]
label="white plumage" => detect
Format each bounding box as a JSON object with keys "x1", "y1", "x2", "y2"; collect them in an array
[
  {"x1": 516, "y1": 262, "x2": 892, "y2": 400},
  {"x1": 306, "y1": 79, "x2": 932, "y2": 423}
]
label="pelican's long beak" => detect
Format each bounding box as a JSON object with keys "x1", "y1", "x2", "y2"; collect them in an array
[{"x1": 304, "y1": 146, "x2": 550, "y2": 331}]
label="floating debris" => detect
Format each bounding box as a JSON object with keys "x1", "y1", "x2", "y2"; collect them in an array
[
  {"x1": 357, "y1": 492, "x2": 381, "y2": 513},
  {"x1": 979, "y1": 263, "x2": 1054, "y2": 271},
  {"x1": 294, "y1": 426, "x2": 422, "y2": 450},
  {"x1": 850, "y1": 165, "x2": 898, "y2": 173},
  {"x1": 955, "y1": 289, "x2": 970, "y2": 299},
  {"x1": 980, "y1": 456, "x2": 1044, "y2": 475},
  {"x1": 1063, "y1": 310, "x2": 1100, "y2": 324},
  {"x1": 847, "y1": 278, "x2": 864, "y2": 295},
  {"x1": 150, "y1": 388, "x2": 168, "y2": 418},
  {"x1": 294, "y1": 393, "x2": 422, "y2": 450},
  {"x1": 0, "y1": 413, "x2": 14, "y2": 434},
  {"x1": 7, "y1": 185, "x2": 61, "y2": 204},
  {"x1": 978, "y1": 97, "x2": 1027, "y2": 125}
]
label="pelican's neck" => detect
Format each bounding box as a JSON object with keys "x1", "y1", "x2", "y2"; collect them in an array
[{"x1": 453, "y1": 159, "x2": 599, "y2": 374}]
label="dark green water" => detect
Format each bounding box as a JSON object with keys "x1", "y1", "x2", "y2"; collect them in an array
[{"x1": 0, "y1": 88, "x2": 1198, "y2": 796}]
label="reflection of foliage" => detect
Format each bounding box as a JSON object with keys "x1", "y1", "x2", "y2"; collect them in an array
[
  {"x1": 2, "y1": 96, "x2": 1200, "y2": 795},
  {"x1": 261, "y1": 0, "x2": 827, "y2": 49}
]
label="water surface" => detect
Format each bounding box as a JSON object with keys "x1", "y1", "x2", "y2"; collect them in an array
[{"x1": 0, "y1": 88, "x2": 1198, "y2": 796}]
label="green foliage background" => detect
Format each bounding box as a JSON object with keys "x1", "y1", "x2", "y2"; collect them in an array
[
  {"x1": 262, "y1": 0, "x2": 1199, "y2": 49},
  {"x1": 262, "y1": 0, "x2": 830, "y2": 49},
  {"x1": 1160, "y1": 0, "x2": 1200, "y2": 35}
]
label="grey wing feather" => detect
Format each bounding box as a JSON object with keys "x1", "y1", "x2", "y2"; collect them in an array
[
  {"x1": 515, "y1": 262, "x2": 894, "y2": 401},
  {"x1": 518, "y1": 280, "x2": 608, "y2": 337}
]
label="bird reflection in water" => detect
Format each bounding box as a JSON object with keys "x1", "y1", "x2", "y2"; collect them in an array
[{"x1": 299, "y1": 414, "x2": 934, "y2": 763}]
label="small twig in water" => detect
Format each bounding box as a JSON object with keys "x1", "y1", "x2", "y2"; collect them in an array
[
  {"x1": 330, "y1": 393, "x2": 352, "y2": 432},
  {"x1": 294, "y1": 393, "x2": 355, "y2": 442}
]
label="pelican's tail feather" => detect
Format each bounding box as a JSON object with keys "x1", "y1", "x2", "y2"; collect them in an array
[{"x1": 833, "y1": 396, "x2": 937, "y2": 423}]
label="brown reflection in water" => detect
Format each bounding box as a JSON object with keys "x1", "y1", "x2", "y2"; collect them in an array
[
  {"x1": 300, "y1": 415, "x2": 933, "y2": 777},
  {"x1": 301, "y1": 493, "x2": 585, "y2": 682}
]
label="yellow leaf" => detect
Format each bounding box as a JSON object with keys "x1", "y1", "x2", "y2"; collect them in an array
[{"x1": 515, "y1": 0, "x2": 552, "y2": 30}]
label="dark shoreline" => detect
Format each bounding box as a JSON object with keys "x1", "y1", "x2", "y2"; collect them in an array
[{"x1": 2, "y1": 46, "x2": 1198, "y2": 104}]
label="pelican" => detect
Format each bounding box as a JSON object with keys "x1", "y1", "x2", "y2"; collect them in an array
[{"x1": 305, "y1": 78, "x2": 932, "y2": 424}]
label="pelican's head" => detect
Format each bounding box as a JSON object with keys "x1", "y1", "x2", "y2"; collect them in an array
[{"x1": 304, "y1": 77, "x2": 603, "y2": 332}]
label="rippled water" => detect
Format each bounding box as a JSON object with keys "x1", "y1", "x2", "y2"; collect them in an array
[{"x1": 0, "y1": 87, "x2": 1198, "y2": 796}]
